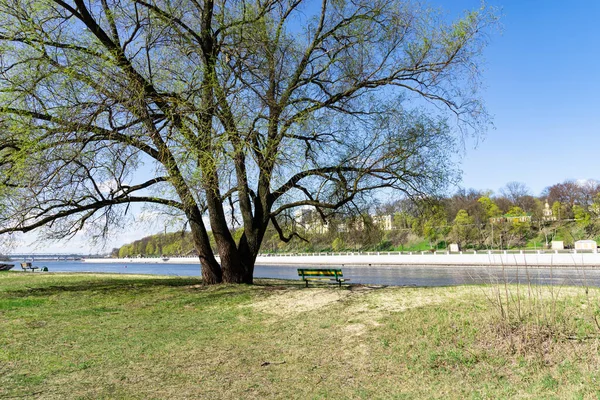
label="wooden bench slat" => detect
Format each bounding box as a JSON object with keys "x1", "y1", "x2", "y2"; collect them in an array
[
  {"x1": 298, "y1": 272, "x2": 342, "y2": 277},
  {"x1": 303, "y1": 278, "x2": 348, "y2": 283},
  {"x1": 297, "y1": 269, "x2": 343, "y2": 275},
  {"x1": 297, "y1": 268, "x2": 347, "y2": 287}
]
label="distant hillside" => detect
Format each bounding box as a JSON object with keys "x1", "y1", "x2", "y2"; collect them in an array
[
  {"x1": 114, "y1": 179, "x2": 600, "y2": 257},
  {"x1": 113, "y1": 222, "x2": 426, "y2": 257},
  {"x1": 113, "y1": 231, "x2": 201, "y2": 258}
]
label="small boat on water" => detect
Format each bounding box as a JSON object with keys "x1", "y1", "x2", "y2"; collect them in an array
[{"x1": 0, "y1": 263, "x2": 14, "y2": 271}]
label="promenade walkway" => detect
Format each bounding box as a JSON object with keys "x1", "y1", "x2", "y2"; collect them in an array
[{"x1": 84, "y1": 249, "x2": 600, "y2": 267}]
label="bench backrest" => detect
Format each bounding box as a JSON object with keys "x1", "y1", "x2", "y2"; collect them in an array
[
  {"x1": 20, "y1": 262, "x2": 32, "y2": 268},
  {"x1": 297, "y1": 268, "x2": 343, "y2": 278}
]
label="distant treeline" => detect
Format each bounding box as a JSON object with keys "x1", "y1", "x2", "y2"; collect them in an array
[
  {"x1": 113, "y1": 179, "x2": 600, "y2": 257},
  {"x1": 113, "y1": 231, "x2": 198, "y2": 258}
]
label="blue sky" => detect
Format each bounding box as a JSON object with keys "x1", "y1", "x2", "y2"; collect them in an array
[
  {"x1": 7, "y1": 0, "x2": 600, "y2": 254},
  {"x1": 451, "y1": 0, "x2": 600, "y2": 195}
]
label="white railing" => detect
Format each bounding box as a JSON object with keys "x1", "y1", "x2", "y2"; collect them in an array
[{"x1": 255, "y1": 249, "x2": 597, "y2": 257}]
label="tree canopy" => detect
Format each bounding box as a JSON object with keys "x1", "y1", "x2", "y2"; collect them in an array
[{"x1": 0, "y1": 0, "x2": 496, "y2": 283}]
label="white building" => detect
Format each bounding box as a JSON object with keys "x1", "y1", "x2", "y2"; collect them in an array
[
  {"x1": 575, "y1": 240, "x2": 597, "y2": 251},
  {"x1": 293, "y1": 207, "x2": 329, "y2": 234},
  {"x1": 543, "y1": 200, "x2": 556, "y2": 221},
  {"x1": 305, "y1": 220, "x2": 329, "y2": 234},
  {"x1": 372, "y1": 215, "x2": 393, "y2": 231}
]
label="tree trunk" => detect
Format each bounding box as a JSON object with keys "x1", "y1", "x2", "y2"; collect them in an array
[
  {"x1": 220, "y1": 244, "x2": 252, "y2": 284},
  {"x1": 233, "y1": 221, "x2": 270, "y2": 284},
  {"x1": 234, "y1": 235, "x2": 257, "y2": 284},
  {"x1": 189, "y1": 213, "x2": 222, "y2": 284},
  {"x1": 214, "y1": 219, "x2": 270, "y2": 284},
  {"x1": 199, "y1": 256, "x2": 222, "y2": 284},
  {"x1": 190, "y1": 210, "x2": 256, "y2": 284}
]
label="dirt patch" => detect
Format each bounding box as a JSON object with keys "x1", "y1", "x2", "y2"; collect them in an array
[
  {"x1": 370, "y1": 291, "x2": 447, "y2": 312},
  {"x1": 251, "y1": 286, "x2": 478, "y2": 320},
  {"x1": 344, "y1": 323, "x2": 367, "y2": 336},
  {"x1": 345, "y1": 287, "x2": 473, "y2": 317},
  {"x1": 250, "y1": 288, "x2": 351, "y2": 316}
]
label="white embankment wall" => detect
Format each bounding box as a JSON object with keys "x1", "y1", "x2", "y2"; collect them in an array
[{"x1": 84, "y1": 251, "x2": 600, "y2": 267}]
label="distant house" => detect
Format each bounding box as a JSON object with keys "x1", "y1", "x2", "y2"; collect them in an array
[
  {"x1": 297, "y1": 212, "x2": 393, "y2": 234},
  {"x1": 337, "y1": 217, "x2": 366, "y2": 233},
  {"x1": 551, "y1": 241, "x2": 564, "y2": 250},
  {"x1": 507, "y1": 214, "x2": 532, "y2": 223},
  {"x1": 337, "y1": 222, "x2": 349, "y2": 233},
  {"x1": 306, "y1": 220, "x2": 329, "y2": 234},
  {"x1": 293, "y1": 207, "x2": 329, "y2": 234},
  {"x1": 372, "y1": 215, "x2": 393, "y2": 231},
  {"x1": 489, "y1": 213, "x2": 532, "y2": 224},
  {"x1": 543, "y1": 200, "x2": 556, "y2": 221}
]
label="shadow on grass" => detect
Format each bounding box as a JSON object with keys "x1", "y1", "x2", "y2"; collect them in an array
[
  {"x1": 5, "y1": 277, "x2": 202, "y2": 298},
  {"x1": 253, "y1": 278, "x2": 306, "y2": 289},
  {"x1": 253, "y1": 279, "x2": 391, "y2": 292},
  {"x1": 4, "y1": 276, "x2": 394, "y2": 300}
]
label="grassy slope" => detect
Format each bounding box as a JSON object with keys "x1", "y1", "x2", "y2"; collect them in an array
[{"x1": 1, "y1": 272, "x2": 600, "y2": 399}]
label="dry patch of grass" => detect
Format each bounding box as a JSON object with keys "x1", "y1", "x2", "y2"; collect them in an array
[{"x1": 250, "y1": 286, "x2": 350, "y2": 317}]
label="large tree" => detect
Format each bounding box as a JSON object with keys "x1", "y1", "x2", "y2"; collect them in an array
[{"x1": 0, "y1": 0, "x2": 495, "y2": 283}]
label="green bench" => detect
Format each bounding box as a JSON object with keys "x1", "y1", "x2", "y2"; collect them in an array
[
  {"x1": 297, "y1": 268, "x2": 348, "y2": 287},
  {"x1": 20, "y1": 262, "x2": 39, "y2": 272}
]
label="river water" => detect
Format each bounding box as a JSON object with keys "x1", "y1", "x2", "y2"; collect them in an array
[{"x1": 12, "y1": 261, "x2": 600, "y2": 287}]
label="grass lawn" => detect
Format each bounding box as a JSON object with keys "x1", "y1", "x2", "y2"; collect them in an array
[{"x1": 1, "y1": 272, "x2": 600, "y2": 399}]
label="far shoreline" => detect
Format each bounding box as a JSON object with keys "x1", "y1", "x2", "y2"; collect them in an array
[{"x1": 82, "y1": 251, "x2": 600, "y2": 268}]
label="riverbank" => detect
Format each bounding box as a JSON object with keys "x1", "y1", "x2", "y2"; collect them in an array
[
  {"x1": 1, "y1": 273, "x2": 599, "y2": 399},
  {"x1": 13, "y1": 260, "x2": 600, "y2": 287},
  {"x1": 84, "y1": 251, "x2": 600, "y2": 267}
]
